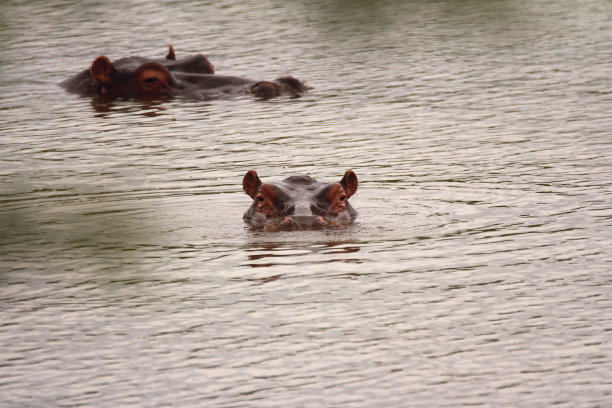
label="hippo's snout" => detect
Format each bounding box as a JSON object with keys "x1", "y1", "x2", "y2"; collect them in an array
[{"x1": 280, "y1": 215, "x2": 327, "y2": 230}]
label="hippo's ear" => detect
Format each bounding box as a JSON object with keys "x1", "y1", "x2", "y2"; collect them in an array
[
  {"x1": 202, "y1": 56, "x2": 214, "y2": 74},
  {"x1": 166, "y1": 44, "x2": 176, "y2": 60},
  {"x1": 91, "y1": 56, "x2": 115, "y2": 85},
  {"x1": 339, "y1": 170, "x2": 358, "y2": 198},
  {"x1": 243, "y1": 170, "x2": 262, "y2": 199}
]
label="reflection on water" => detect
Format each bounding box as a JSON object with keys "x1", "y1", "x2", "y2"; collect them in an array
[
  {"x1": 1, "y1": 0, "x2": 611, "y2": 407},
  {"x1": 90, "y1": 97, "x2": 170, "y2": 116},
  {"x1": 243, "y1": 240, "x2": 362, "y2": 268}
]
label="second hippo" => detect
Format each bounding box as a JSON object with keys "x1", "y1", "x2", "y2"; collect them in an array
[{"x1": 60, "y1": 45, "x2": 308, "y2": 99}]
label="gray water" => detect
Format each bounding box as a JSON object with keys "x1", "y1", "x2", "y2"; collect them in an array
[{"x1": 1, "y1": 0, "x2": 611, "y2": 406}]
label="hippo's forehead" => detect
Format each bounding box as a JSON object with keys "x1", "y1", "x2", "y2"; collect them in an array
[
  {"x1": 111, "y1": 56, "x2": 152, "y2": 72},
  {"x1": 268, "y1": 178, "x2": 332, "y2": 203}
]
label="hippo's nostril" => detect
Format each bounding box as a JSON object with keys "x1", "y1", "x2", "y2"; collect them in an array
[{"x1": 290, "y1": 215, "x2": 319, "y2": 226}]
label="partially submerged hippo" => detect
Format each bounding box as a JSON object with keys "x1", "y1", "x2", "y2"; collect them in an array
[
  {"x1": 242, "y1": 170, "x2": 358, "y2": 231},
  {"x1": 60, "y1": 45, "x2": 308, "y2": 99}
]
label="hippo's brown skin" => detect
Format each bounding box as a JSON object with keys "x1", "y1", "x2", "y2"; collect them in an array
[
  {"x1": 60, "y1": 46, "x2": 308, "y2": 99},
  {"x1": 242, "y1": 170, "x2": 358, "y2": 231}
]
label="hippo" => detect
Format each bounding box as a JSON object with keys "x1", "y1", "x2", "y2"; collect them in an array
[
  {"x1": 242, "y1": 170, "x2": 358, "y2": 231},
  {"x1": 60, "y1": 45, "x2": 308, "y2": 99}
]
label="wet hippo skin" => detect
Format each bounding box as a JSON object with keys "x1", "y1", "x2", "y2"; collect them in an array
[
  {"x1": 60, "y1": 45, "x2": 308, "y2": 99},
  {"x1": 242, "y1": 170, "x2": 358, "y2": 231}
]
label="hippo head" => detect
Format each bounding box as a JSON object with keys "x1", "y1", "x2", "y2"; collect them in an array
[
  {"x1": 89, "y1": 56, "x2": 175, "y2": 97},
  {"x1": 242, "y1": 170, "x2": 358, "y2": 231},
  {"x1": 61, "y1": 46, "x2": 216, "y2": 98}
]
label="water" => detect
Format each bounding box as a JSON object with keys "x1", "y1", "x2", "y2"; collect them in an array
[{"x1": 1, "y1": 0, "x2": 611, "y2": 406}]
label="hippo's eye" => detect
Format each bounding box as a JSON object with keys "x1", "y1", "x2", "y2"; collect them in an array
[
  {"x1": 257, "y1": 196, "x2": 264, "y2": 203},
  {"x1": 340, "y1": 195, "x2": 346, "y2": 201},
  {"x1": 144, "y1": 77, "x2": 159, "y2": 84}
]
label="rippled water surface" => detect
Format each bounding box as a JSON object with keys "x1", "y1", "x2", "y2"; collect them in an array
[{"x1": 1, "y1": 0, "x2": 611, "y2": 406}]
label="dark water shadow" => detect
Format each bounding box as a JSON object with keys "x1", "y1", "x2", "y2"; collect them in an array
[{"x1": 294, "y1": 0, "x2": 526, "y2": 42}]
